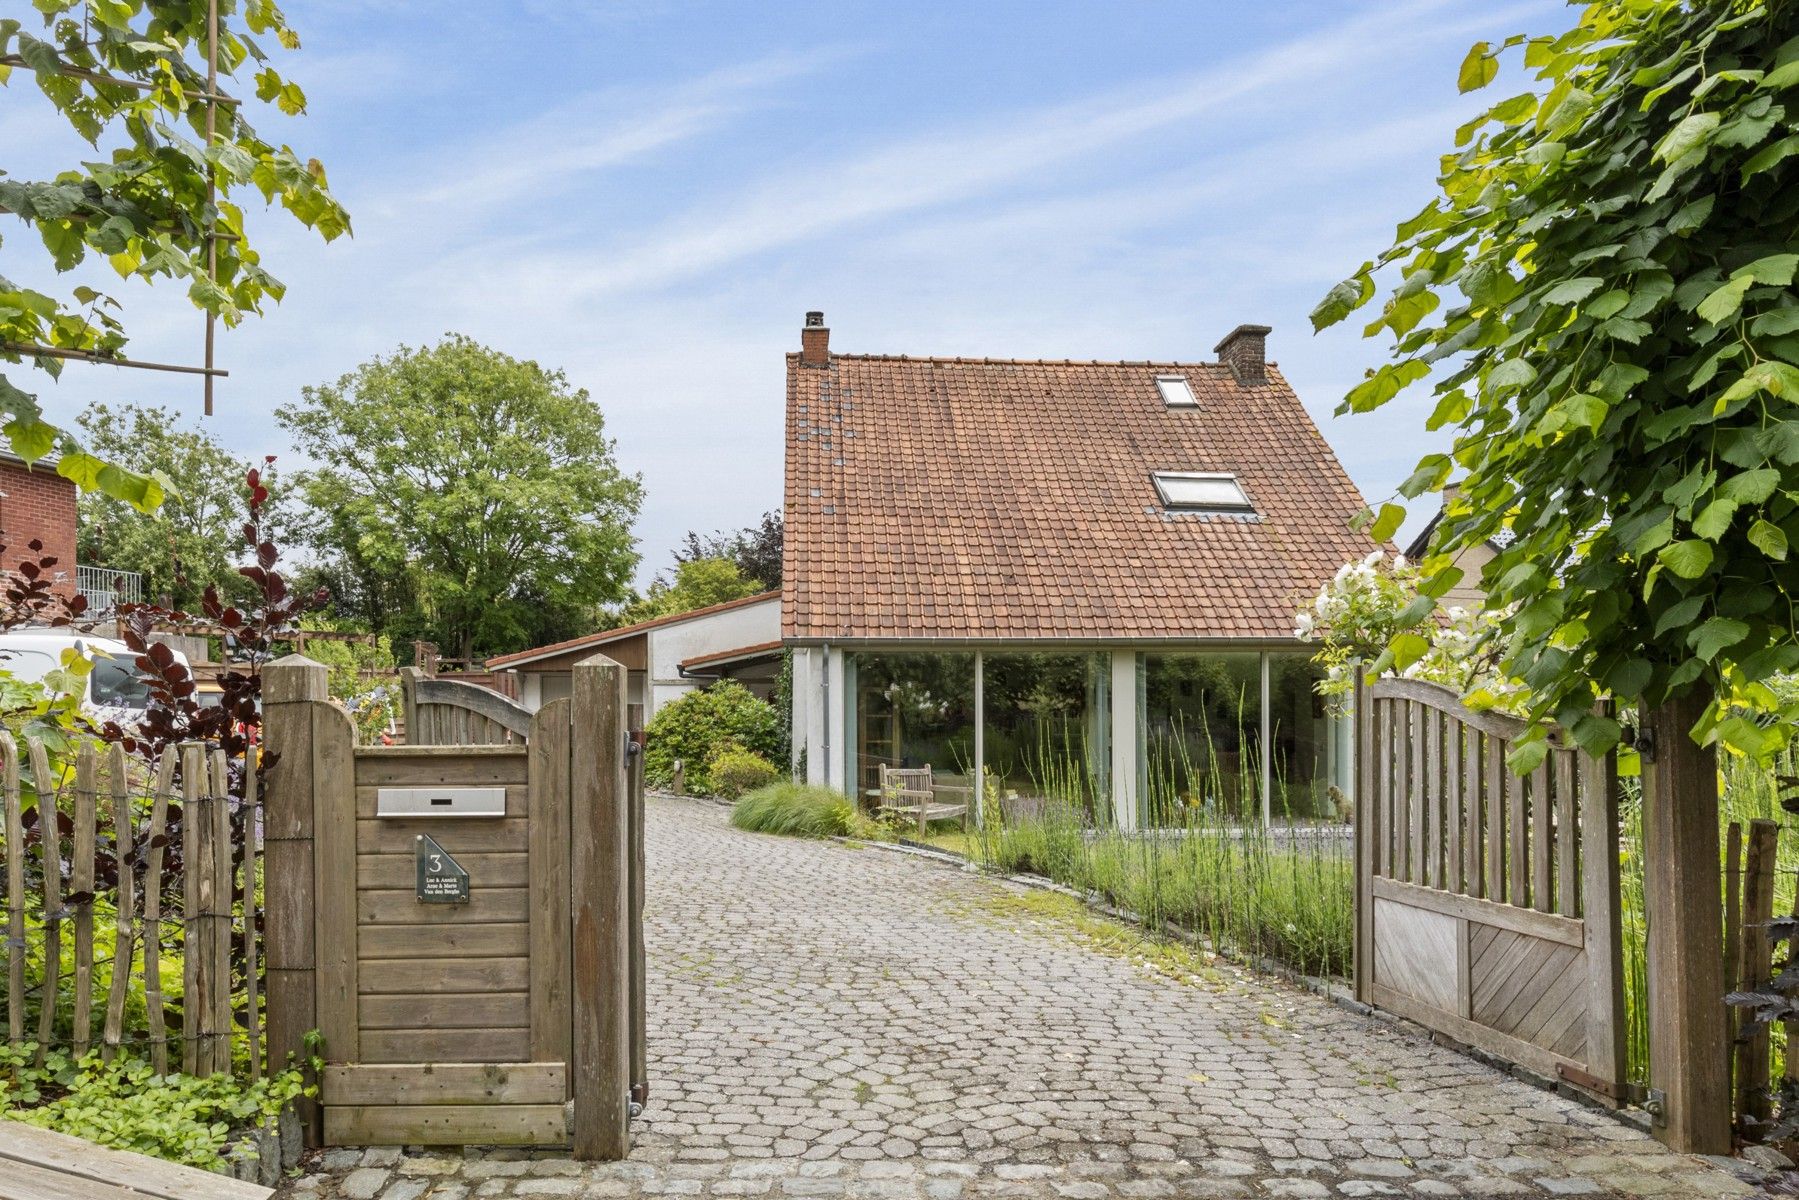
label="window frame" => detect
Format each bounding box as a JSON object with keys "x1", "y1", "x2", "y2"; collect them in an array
[
  {"x1": 1154, "y1": 374, "x2": 1198, "y2": 408},
  {"x1": 1150, "y1": 470, "x2": 1255, "y2": 513}
]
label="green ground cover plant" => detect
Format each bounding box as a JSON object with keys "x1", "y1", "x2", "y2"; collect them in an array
[
  {"x1": 0, "y1": 1046, "x2": 310, "y2": 1170},
  {"x1": 708, "y1": 747, "x2": 780, "y2": 800}
]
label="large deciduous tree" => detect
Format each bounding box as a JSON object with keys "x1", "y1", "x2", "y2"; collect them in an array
[
  {"x1": 75, "y1": 402, "x2": 272, "y2": 609},
  {"x1": 278, "y1": 336, "x2": 642, "y2": 661},
  {"x1": 1, "y1": 1, "x2": 347, "y2": 502},
  {"x1": 676, "y1": 511, "x2": 783, "y2": 589},
  {"x1": 1316, "y1": 0, "x2": 1799, "y2": 766},
  {"x1": 614, "y1": 556, "x2": 763, "y2": 628}
]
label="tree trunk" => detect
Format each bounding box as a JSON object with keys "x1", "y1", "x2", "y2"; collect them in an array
[{"x1": 1642, "y1": 690, "x2": 1731, "y2": 1154}]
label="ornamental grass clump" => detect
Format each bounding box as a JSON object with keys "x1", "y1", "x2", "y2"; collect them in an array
[{"x1": 730, "y1": 783, "x2": 858, "y2": 838}]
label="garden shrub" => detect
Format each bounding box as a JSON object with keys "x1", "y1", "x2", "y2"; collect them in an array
[
  {"x1": 708, "y1": 747, "x2": 779, "y2": 800},
  {"x1": 644, "y1": 681, "x2": 781, "y2": 794},
  {"x1": 730, "y1": 783, "x2": 857, "y2": 838}
]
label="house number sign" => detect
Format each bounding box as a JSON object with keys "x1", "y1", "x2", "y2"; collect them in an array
[{"x1": 415, "y1": 834, "x2": 470, "y2": 904}]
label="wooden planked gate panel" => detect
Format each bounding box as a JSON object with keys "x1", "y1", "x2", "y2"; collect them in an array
[{"x1": 1355, "y1": 678, "x2": 1625, "y2": 1103}]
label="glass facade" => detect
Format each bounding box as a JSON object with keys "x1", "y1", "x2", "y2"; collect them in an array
[
  {"x1": 848, "y1": 652, "x2": 976, "y2": 805},
  {"x1": 980, "y1": 652, "x2": 1110, "y2": 824},
  {"x1": 840, "y1": 647, "x2": 1344, "y2": 828},
  {"x1": 1139, "y1": 652, "x2": 1262, "y2": 825}
]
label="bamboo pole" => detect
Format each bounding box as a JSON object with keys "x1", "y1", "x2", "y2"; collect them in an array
[
  {"x1": 3, "y1": 739, "x2": 22, "y2": 1057},
  {"x1": 143, "y1": 752, "x2": 175, "y2": 1075},
  {"x1": 70, "y1": 746, "x2": 96, "y2": 1058},
  {"x1": 30, "y1": 740, "x2": 62, "y2": 1068},
  {"x1": 101, "y1": 745, "x2": 133, "y2": 1063}
]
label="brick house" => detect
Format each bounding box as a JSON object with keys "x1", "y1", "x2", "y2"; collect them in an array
[
  {"x1": 0, "y1": 453, "x2": 77, "y2": 594},
  {"x1": 783, "y1": 313, "x2": 1372, "y2": 829}
]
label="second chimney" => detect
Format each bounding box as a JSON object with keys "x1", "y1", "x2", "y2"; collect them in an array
[
  {"x1": 800, "y1": 310, "x2": 830, "y2": 367},
  {"x1": 1215, "y1": 323, "x2": 1272, "y2": 386}
]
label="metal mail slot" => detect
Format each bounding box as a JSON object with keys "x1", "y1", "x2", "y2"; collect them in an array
[{"x1": 375, "y1": 787, "x2": 507, "y2": 818}]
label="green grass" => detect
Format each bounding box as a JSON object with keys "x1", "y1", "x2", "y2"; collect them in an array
[
  {"x1": 730, "y1": 782, "x2": 861, "y2": 838},
  {"x1": 966, "y1": 803, "x2": 1353, "y2": 978}
]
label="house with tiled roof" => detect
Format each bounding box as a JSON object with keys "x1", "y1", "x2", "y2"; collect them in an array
[
  {"x1": 782, "y1": 312, "x2": 1371, "y2": 829},
  {"x1": 489, "y1": 591, "x2": 780, "y2": 722}
]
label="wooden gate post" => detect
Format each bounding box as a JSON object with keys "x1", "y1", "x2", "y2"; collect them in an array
[
  {"x1": 1641, "y1": 691, "x2": 1731, "y2": 1154},
  {"x1": 1352, "y1": 666, "x2": 1374, "y2": 1003},
  {"x1": 570, "y1": 653, "x2": 631, "y2": 1160},
  {"x1": 264, "y1": 654, "x2": 328, "y2": 1143}
]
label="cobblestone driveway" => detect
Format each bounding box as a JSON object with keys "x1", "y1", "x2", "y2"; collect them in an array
[{"x1": 285, "y1": 796, "x2": 1759, "y2": 1200}]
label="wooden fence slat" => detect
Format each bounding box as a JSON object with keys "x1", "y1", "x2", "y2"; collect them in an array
[
  {"x1": 209, "y1": 750, "x2": 234, "y2": 1077},
  {"x1": 4, "y1": 738, "x2": 23, "y2": 1054},
  {"x1": 1578, "y1": 721, "x2": 1626, "y2": 1098},
  {"x1": 1736, "y1": 820, "x2": 1779, "y2": 1128},
  {"x1": 1408, "y1": 702, "x2": 1425, "y2": 884},
  {"x1": 1554, "y1": 750, "x2": 1578, "y2": 918},
  {"x1": 1377, "y1": 698, "x2": 1393, "y2": 878},
  {"x1": 1530, "y1": 758, "x2": 1553, "y2": 913},
  {"x1": 102, "y1": 744, "x2": 133, "y2": 1063},
  {"x1": 1486, "y1": 736, "x2": 1506, "y2": 905},
  {"x1": 1724, "y1": 822, "x2": 1743, "y2": 1028},
  {"x1": 1445, "y1": 713, "x2": 1464, "y2": 895},
  {"x1": 1508, "y1": 747, "x2": 1528, "y2": 908},
  {"x1": 180, "y1": 743, "x2": 206, "y2": 1076},
  {"x1": 1424, "y1": 707, "x2": 1441, "y2": 890},
  {"x1": 1462, "y1": 726, "x2": 1482, "y2": 899},
  {"x1": 31, "y1": 739, "x2": 62, "y2": 1068},
  {"x1": 243, "y1": 747, "x2": 262, "y2": 1081},
  {"x1": 70, "y1": 745, "x2": 97, "y2": 1058},
  {"x1": 143, "y1": 751, "x2": 175, "y2": 1076}
]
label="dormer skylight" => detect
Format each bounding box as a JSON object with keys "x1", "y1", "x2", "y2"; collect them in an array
[
  {"x1": 1155, "y1": 374, "x2": 1198, "y2": 408},
  {"x1": 1152, "y1": 471, "x2": 1253, "y2": 513}
]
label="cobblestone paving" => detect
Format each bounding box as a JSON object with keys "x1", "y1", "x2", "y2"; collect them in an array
[{"x1": 284, "y1": 796, "x2": 1763, "y2": 1200}]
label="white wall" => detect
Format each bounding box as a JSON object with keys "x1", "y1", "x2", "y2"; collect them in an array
[{"x1": 645, "y1": 596, "x2": 780, "y2": 715}]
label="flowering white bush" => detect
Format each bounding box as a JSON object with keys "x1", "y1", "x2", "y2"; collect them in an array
[{"x1": 1296, "y1": 550, "x2": 1523, "y2": 714}]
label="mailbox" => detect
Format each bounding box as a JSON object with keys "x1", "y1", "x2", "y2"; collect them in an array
[{"x1": 375, "y1": 786, "x2": 506, "y2": 818}]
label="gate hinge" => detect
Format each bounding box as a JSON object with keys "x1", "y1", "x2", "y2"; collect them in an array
[
  {"x1": 1642, "y1": 1086, "x2": 1667, "y2": 1126},
  {"x1": 1554, "y1": 1062, "x2": 1621, "y2": 1101}
]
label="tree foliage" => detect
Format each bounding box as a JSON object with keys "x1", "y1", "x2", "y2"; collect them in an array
[
  {"x1": 676, "y1": 510, "x2": 782, "y2": 589},
  {"x1": 643, "y1": 681, "x2": 782, "y2": 794},
  {"x1": 1314, "y1": 0, "x2": 1799, "y2": 766},
  {"x1": 277, "y1": 336, "x2": 643, "y2": 660},
  {"x1": 1, "y1": 1, "x2": 347, "y2": 503},
  {"x1": 614, "y1": 556, "x2": 762, "y2": 628},
  {"x1": 75, "y1": 403, "x2": 271, "y2": 609}
]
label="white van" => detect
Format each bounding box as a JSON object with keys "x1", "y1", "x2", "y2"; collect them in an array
[{"x1": 0, "y1": 629, "x2": 191, "y2": 724}]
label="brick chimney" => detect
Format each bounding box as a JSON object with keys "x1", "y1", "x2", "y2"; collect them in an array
[
  {"x1": 1215, "y1": 324, "x2": 1272, "y2": 386},
  {"x1": 800, "y1": 311, "x2": 830, "y2": 367}
]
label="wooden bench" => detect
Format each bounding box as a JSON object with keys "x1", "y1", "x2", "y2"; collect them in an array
[
  {"x1": 0, "y1": 1119, "x2": 271, "y2": 1200},
  {"x1": 875, "y1": 765, "x2": 970, "y2": 836}
]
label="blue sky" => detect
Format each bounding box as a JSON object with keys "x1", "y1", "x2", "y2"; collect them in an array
[{"x1": 10, "y1": 0, "x2": 1563, "y2": 587}]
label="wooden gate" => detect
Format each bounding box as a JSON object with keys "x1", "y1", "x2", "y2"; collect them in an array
[
  {"x1": 265, "y1": 653, "x2": 643, "y2": 1158},
  {"x1": 1354, "y1": 677, "x2": 1626, "y2": 1102},
  {"x1": 399, "y1": 667, "x2": 532, "y2": 745}
]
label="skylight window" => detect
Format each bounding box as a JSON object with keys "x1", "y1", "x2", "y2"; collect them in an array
[
  {"x1": 1152, "y1": 471, "x2": 1253, "y2": 513},
  {"x1": 1155, "y1": 374, "x2": 1198, "y2": 408}
]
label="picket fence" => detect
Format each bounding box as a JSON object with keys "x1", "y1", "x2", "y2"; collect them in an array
[{"x1": 1, "y1": 737, "x2": 262, "y2": 1079}]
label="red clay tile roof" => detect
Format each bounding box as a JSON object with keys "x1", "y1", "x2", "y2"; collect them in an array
[
  {"x1": 679, "y1": 640, "x2": 784, "y2": 672},
  {"x1": 781, "y1": 352, "x2": 1370, "y2": 641},
  {"x1": 487, "y1": 591, "x2": 780, "y2": 668}
]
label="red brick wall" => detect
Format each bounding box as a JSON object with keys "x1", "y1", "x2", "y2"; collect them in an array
[{"x1": 0, "y1": 461, "x2": 78, "y2": 588}]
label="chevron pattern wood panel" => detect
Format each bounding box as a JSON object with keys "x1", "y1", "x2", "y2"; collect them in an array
[
  {"x1": 1372, "y1": 897, "x2": 1459, "y2": 1014},
  {"x1": 1469, "y1": 922, "x2": 1589, "y2": 1060}
]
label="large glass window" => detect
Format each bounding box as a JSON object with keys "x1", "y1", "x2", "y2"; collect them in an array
[
  {"x1": 980, "y1": 653, "x2": 1110, "y2": 824},
  {"x1": 850, "y1": 652, "x2": 975, "y2": 807},
  {"x1": 1139, "y1": 652, "x2": 1262, "y2": 825},
  {"x1": 1266, "y1": 653, "x2": 1339, "y2": 822}
]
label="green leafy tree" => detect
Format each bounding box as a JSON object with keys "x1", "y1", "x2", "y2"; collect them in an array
[
  {"x1": 278, "y1": 336, "x2": 643, "y2": 661},
  {"x1": 74, "y1": 403, "x2": 269, "y2": 609},
  {"x1": 677, "y1": 511, "x2": 782, "y2": 589},
  {"x1": 1314, "y1": 0, "x2": 1799, "y2": 766},
  {"x1": 614, "y1": 556, "x2": 762, "y2": 627},
  {"x1": 1, "y1": 2, "x2": 347, "y2": 503}
]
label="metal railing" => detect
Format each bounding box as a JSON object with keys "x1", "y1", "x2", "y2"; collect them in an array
[{"x1": 76, "y1": 563, "x2": 143, "y2": 616}]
